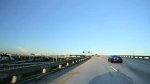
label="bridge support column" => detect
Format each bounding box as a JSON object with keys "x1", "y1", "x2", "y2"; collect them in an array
[
  {"x1": 42, "y1": 68, "x2": 46, "y2": 74},
  {"x1": 11, "y1": 75, "x2": 17, "y2": 84},
  {"x1": 59, "y1": 65, "x2": 62, "y2": 69},
  {"x1": 72, "y1": 61, "x2": 74, "y2": 64},
  {"x1": 76, "y1": 60, "x2": 78, "y2": 63},
  {"x1": 66, "y1": 63, "x2": 69, "y2": 66}
]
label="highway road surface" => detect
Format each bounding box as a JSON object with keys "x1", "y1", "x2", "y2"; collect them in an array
[{"x1": 28, "y1": 56, "x2": 150, "y2": 84}]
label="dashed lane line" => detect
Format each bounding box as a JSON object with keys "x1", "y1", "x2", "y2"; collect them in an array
[{"x1": 110, "y1": 66, "x2": 118, "y2": 72}]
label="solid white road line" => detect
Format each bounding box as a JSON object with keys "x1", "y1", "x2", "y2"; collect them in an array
[{"x1": 110, "y1": 66, "x2": 118, "y2": 72}]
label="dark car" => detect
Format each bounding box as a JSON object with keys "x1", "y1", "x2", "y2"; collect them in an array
[{"x1": 108, "y1": 55, "x2": 123, "y2": 63}]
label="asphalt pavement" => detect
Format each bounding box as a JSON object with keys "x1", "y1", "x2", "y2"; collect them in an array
[{"x1": 27, "y1": 56, "x2": 150, "y2": 84}]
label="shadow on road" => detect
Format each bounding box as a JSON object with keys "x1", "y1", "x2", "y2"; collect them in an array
[{"x1": 89, "y1": 72, "x2": 133, "y2": 84}]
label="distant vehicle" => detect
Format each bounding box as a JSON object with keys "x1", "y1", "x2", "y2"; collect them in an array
[{"x1": 108, "y1": 55, "x2": 123, "y2": 63}]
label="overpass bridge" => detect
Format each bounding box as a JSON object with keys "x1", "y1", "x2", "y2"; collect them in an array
[{"x1": 0, "y1": 55, "x2": 150, "y2": 84}]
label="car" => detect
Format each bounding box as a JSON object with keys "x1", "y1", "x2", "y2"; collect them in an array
[{"x1": 108, "y1": 55, "x2": 123, "y2": 63}]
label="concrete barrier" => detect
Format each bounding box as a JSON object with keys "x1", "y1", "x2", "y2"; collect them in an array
[
  {"x1": 121, "y1": 55, "x2": 150, "y2": 60},
  {"x1": 144, "y1": 57, "x2": 149, "y2": 59}
]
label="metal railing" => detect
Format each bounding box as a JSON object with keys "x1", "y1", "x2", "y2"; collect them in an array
[
  {"x1": 0, "y1": 56, "x2": 91, "y2": 84},
  {"x1": 120, "y1": 55, "x2": 150, "y2": 60}
]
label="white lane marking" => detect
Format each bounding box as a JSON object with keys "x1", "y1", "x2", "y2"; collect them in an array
[{"x1": 110, "y1": 66, "x2": 118, "y2": 72}]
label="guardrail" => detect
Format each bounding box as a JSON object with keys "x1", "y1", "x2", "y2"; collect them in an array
[
  {"x1": 0, "y1": 56, "x2": 91, "y2": 84},
  {"x1": 120, "y1": 55, "x2": 150, "y2": 60},
  {"x1": 0, "y1": 63, "x2": 36, "y2": 71}
]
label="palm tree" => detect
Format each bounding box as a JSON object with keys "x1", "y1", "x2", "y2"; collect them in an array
[{"x1": 83, "y1": 51, "x2": 85, "y2": 53}]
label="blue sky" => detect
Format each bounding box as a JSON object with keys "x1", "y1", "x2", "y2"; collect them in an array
[{"x1": 0, "y1": 0, "x2": 150, "y2": 55}]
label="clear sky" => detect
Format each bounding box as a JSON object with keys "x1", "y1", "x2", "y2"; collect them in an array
[{"x1": 0, "y1": 0, "x2": 150, "y2": 55}]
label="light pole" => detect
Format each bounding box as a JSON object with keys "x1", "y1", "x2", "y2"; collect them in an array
[{"x1": 133, "y1": 51, "x2": 135, "y2": 56}]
